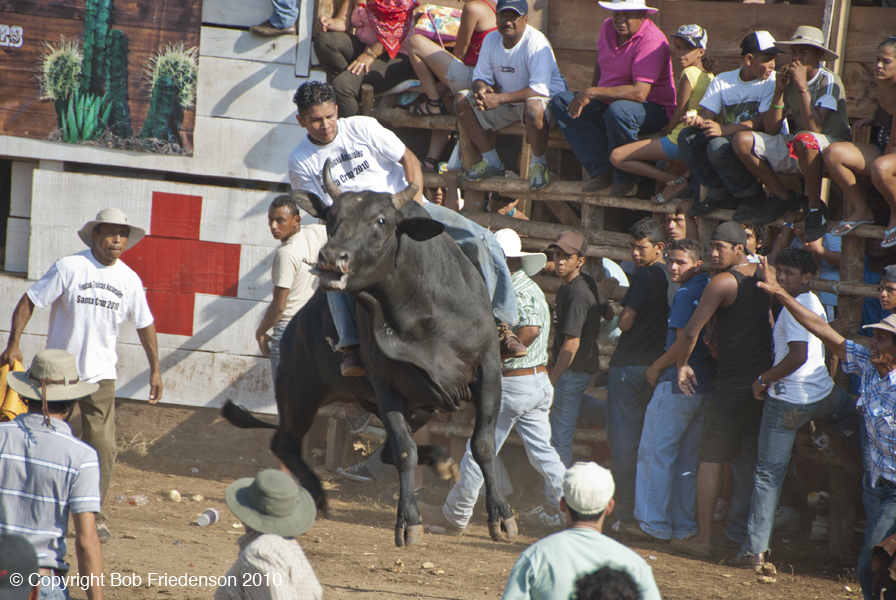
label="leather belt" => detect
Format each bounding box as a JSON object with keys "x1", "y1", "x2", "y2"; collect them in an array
[
  {"x1": 502, "y1": 365, "x2": 547, "y2": 377},
  {"x1": 39, "y1": 568, "x2": 64, "y2": 577}
]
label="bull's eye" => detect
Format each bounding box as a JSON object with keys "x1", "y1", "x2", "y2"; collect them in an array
[{"x1": 376, "y1": 217, "x2": 385, "y2": 226}]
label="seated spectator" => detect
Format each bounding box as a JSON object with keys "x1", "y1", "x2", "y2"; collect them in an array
[
  {"x1": 547, "y1": 231, "x2": 614, "y2": 467},
  {"x1": 605, "y1": 217, "x2": 672, "y2": 529},
  {"x1": 732, "y1": 249, "x2": 860, "y2": 572},
  {"x1": 405, "y1": 0, "x2": 497, "y2": 171},
  {"x1": 617, "y1": 238, "x2": 714, "y2": 543},
  {"x1": 0, "y1": 535, "x2": 39, "y2": 600},
  {"x1": 2, "y1": 350, "x2": 104, "y2": 600},
  {"x1": 679, "y1": 32, "x2": 779, "y2": 220},
  {"x1": 733, "y1": 27, "x2": 851, "y2": 234},
  {"x1": 610, "y1": 24, "x2": 716, "y2": 204},
  {"x1": 487, "y1": 191, "x2": 529, "y2": 219},
  {"x1": 215, "y1": 470, "x2": 322, "y2": 600},
  {"x1": 457, "y1": 0, "x2": 568, "y2": 191},
  {"x1": 823, "y1": 38, "x2": 896, "y2": 244},
  {"x1": 572, "y1": 567, "x2": 641, "y2": 600},
  {"x1": 425, "y1": 186, "x2": 445, "y2": 205},
  {"x1": 313, "y1": 0, "x2": 418, "y2": 117},
  {"x1": 550, "y1": 0, "x2": 674, "y2": 197},
  {"x1": 501, "y1": 462, "x2": 661, "y2": 600}
]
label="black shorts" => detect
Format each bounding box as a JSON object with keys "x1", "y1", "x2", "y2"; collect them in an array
[{"x1": 698, "y1": 386, "x2": 763, "y2": 464}]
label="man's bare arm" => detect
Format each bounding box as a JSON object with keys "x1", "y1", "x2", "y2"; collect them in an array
[
  {"x1": 618, "y1": 307, "x2": 637, "y2": 332},
  {"x1": 515, "y1": 326, "x2": 540, "y2": 348},
  {"x1": 256, "y1": 287, "x2": 290, "y2": 357},
  {"x1": 73, "y1": 512, "x2": 103, "y2": 600},
  {"x1": 399, "y1": 148, "x2": 425, "y2": 204},
  {"x1": 136, "y1": 324, "x2": 162, "y2": 404},
  {"x1": 550, "y1": 335, "x2": 580, "y2": 386},
  {"x1": 0, "y1": 294, "x2": 34, "y2": 367}
]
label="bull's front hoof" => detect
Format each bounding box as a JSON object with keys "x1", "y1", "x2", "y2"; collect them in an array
[
  {"x1": 433, "y1": 458, "x2": 460, "y2": 483},
  {"x1": 488, "y1": 516, "x2": 518, "y2": 542},
  {"x1": 395, "y1": 524, "x2": 425, "y2": 547}
]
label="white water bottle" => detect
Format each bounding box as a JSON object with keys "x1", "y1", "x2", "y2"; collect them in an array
[{"x1": 197, "y1": 508, "x2": 219, "y2": 527}]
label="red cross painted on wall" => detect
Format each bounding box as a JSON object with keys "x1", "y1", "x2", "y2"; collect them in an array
[{"x1": 122, "y1": 192, "x2": 242, "y2": 337}]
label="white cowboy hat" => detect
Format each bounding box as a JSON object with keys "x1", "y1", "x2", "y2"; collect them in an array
[
  {"x1": 7, "y1": 349, "x2": 99, "y2": 402},
  {"x1": 77, "y1": 208, "x2": 146, "y2": 250},
  {"x1": 598, "y1": 0, "x2": 658, "y2": 14},
  {"x1": 495, "y1": 229, "x2": 547, "y2": 277},
  {"x1": 773, "y1": 26, "x2": 838, "y2": 63}
]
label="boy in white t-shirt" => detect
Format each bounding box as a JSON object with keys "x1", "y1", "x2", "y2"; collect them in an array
[
  {"x1": 455, "y1": 0, "x2": 568, "y2": 192},
  {"x1": 732, "y1": 248, "x2": 861, "y2": 571},
  {"x1": 679, "y1": 31, "x2": 780, "y2": 222},
  {"x1": 287, "y1": 81, "x2": 525, "y2": 375}
]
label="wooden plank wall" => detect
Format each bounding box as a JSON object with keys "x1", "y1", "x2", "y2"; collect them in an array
[
  {"x1": 547, "y1": 0, "x2": 885, "y2": 118},
  {"x1": 0, "y1": 0, "x2": 201, "y2": 141}
]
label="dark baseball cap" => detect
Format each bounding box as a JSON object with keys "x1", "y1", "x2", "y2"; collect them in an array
[
  {"x1": 711, "y1": 222, "x2": 747, "y2": 246},
  {"x1": 741, "y1": 31, "x2": 780, "y2": 57},
  {"x1": 496, "y1": 0, "x2": 529, "y2": 15},
  {"x1": 0, "y1": 535, "x2": 38, "y2": 600},
  {"x1": 548, "y1": 231, "x2": 588, "y2": 257},
  {"x1": 883, "y1": 265, "x2": 896, "y2": 284}
]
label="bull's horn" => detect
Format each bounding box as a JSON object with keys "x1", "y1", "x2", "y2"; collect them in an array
[
  {"x1": 323, "y1": 158, "x2": 342, "y2": 200},
  {"x1": 392, "y1": 183, "x2": 419, "y2": 209}
]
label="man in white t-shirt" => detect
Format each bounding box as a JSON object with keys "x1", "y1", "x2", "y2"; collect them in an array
[
  {"x1": 0, "y1": 208, "x2": 162, "y2": 543},
  {"x1": 288, "y1": 81, "x2": 523, "y2": 376},
  {"x1": 731, "y1": 247, "x2": 861, "y2": 571},
  {"x1": 254, "y1": 195, "x2": 328, "y2": 382},
  {"x1": 679, "y1": 31, "x2": 780, "y2": 222},
  {"x1": 455, "y1": 0, "x2": 568, "y2": 192}
]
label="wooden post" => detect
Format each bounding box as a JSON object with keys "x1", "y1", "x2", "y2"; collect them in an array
[
  {"x1": 837, "y1": 235, "x2": 864, "y2": 388},
  {"x1": 360, "y1": 84, "x2": 375, "y2": 117},
  {"x1": 325, "y1": 417, "x2": 350, "y2": 471},
  {"x1": 458, "y1": 128, "x2": 486, "y2": 212}
]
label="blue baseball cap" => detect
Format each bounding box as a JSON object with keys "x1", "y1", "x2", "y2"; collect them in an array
[{"x1": 496, "y1": 0, "x2": 528, "y2": 15}]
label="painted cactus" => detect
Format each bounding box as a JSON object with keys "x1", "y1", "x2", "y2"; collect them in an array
[
  {"x1": 81, "y1": 0, "x2": 113, "y2": 96},
  {"x1": 139, "y1": 74, "x2": 180, "y2": 142},
  {"x1": 37, "y1": 38, "x2": 83, "y2": 129},
  {"x1": 105, "y1": 28, "x2": 132, "y2": 138},
  {"x1": 139, "y1": 43, "x2": 198, "y2": 143}
]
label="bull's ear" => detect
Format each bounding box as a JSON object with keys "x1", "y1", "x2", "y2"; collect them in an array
[
  {"x1": 289, "y1": 190, "x2": 329, "y2": 220},
  {"x1": 396, "y1": 217, "x2": 445, "y2": 241}
]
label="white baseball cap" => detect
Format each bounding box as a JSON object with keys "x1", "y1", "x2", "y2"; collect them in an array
[
  {"x1": 495, "y1": 229, "x2": 547, "y2": 277},
  {"x1": 563, "y1": 462, "x2": 615, "y2": 515}
]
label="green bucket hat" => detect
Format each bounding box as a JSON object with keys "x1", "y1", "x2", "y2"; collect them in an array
[{"x1": 225, "y1": 470, "x2": 316, "y2": 537}]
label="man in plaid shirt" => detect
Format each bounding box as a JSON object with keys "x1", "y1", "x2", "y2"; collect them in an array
[{"x1": 756, "y1": 257, "x2": 896, "y2": 600}]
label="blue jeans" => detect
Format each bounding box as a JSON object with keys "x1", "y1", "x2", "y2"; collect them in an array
[
  {"x1": 634, "y1": 382, "x2": 708, "y2": 539},
  {"x1": 269, "y1": 0, "x2": 299, "y2": 28},
  {"x1": 424, "y1": 203, "x2": 517, "y2": 326},
  {"x1": 37, "y1": 575, "x2": 69, "y2": 600},
  {"x1": 549, "y1": 94, "x2": 668, "y2": 184},
  {"x1": 550, "y1": 369, "x2": 607, "y2": 468},
  {"x1": 606, "y1": 365, "x2": 653, "y2": 524},
  {"x1": 328, "y1": 291, "x2": 359, "y2": 349},
  {"x1": 741, "y1": 386, "x2": 862, "y2": 556},
  {"x1": 677, "y1": 127, "x2": 761, "y2": 200},
  {"x1": 859, "y1": 478, "x2": 896, "y2": 600},
  {"x1": 443, "y1": 372, "x2": 566, "y2": 528},
  {"x1": 269, "y1": 323, "x2": 286, "y2": 383}
]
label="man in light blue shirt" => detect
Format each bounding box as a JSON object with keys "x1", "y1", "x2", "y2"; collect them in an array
[{"x1": 501, "y1": 462, "x2": 661, "y2": 600}]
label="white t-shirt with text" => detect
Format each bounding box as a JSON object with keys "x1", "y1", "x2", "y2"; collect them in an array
[
  {"x1": 288, "y1": 116, "x2": 408, "y2": 205},
  {"x1": 473, "y1": 27, "x2": 568, "y2": 99},
  {"x1": 27, "y1": 249, "x2": 154, "y2": 383},
  {"x1": 699, "y1": 68, "x2": 779, "y2": 128},
  {"x1": 770, "y1": 291, "x2": 833, "y2": 404}
]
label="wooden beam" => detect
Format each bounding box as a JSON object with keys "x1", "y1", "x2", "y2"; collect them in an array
[
  {"x1": 545, "y1": 201, "x2": 580, "y2": 226},
  {"x1": 822, "y1": 0, "x2": 851, "y2": 76}
]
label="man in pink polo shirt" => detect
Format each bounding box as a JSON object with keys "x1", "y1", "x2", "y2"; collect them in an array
[{"x1": 549, "y1": 0, "x2": 675, "y2": 197}]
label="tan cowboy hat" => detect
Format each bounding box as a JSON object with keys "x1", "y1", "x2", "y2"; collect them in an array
[
  {"x1": 597, "y1": 0, "x2": 658, "y2": 14},
  {"x1": 77, "y1": 208, "x2": 146, "y2": 250},
  {"x1": 7, "y1": 350, "x2": 99, "y2": 402},
  {"x1": 774, "y1": 26, "x2": 838, "y2": 62},
  {"x1": 495, "y1": 229, "x2": 547, "y2": 277},
  {"x1": 225, "y1": 470, "x2": 317, "y2": 537}
]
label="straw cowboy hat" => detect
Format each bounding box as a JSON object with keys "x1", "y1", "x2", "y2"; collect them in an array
[
  {"x1": 495, "y1": 229, "x2": 547, "y2": 277},
  {"x1": 77, "y1": 208, "x2": 146, "y2": 250},
  {"x1": 774, "y1": 26, "x2": 838, "y2": 63},
  {"x1": 597, "y1": 0, "x2": 658, "y2": 14},
  {"x1": 7, "y1": 349, "x2": 99, "y2": 402},
  {"x1": 225, "y1": 469, "x2": 317, "y2": 537}
]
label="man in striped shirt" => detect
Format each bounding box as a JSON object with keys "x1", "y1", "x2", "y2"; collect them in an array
[
  {"x1": 1, "y1": 350, "x2": 104, "y2": 600},
  {"x1": 418, "y1": 229, "x2": 566, "y2": 534}
]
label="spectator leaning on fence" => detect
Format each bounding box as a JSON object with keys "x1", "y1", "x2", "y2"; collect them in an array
[
  {"x1": 732, "y1": 26, "x2": 850, "y2": 235},
  {"x1": 549, "y1": 0, "x2": 674, "y2": 197},
  {"x1": 678, "y1": 31, "x2": 779, "y2": 222},
  {"x1": 753, "y1": 262, "x2": 896, "y2": 600},
  {"x1": 456, "y1": 0, "x2": 568, "y2": 192},
  {"x1": 732, "y1": 249, "x2": 861, "y2": 572}
]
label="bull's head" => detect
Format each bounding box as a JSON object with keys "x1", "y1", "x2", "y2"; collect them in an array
[{"x1": 290, "y1": 159, "x2": 445, "y2": 292}]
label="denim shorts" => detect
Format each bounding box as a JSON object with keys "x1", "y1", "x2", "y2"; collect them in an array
[{"x1": 661, "y1": 135, "x2": 684, "y2": 161}]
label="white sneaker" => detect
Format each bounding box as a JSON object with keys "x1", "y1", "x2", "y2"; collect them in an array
[
  {"x1": 811, "y1": 515, "x2": 830, "y2": 541},
  {"x1": 520, "y1": 506, "x2": 564, "y2": 530}
]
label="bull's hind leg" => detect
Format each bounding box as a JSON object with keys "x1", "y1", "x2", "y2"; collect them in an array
[
  {"x1": 470, "y1": 353, "x2": 517, "y2": 541},
  {"x1": 274, "y1": 375, "x2": 332, "y2": 516},
  {"x1": 374, "y1": 382, "x2": 424, "y2": 547}
]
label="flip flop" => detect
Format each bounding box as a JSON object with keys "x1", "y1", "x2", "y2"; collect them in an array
[
  {"x1": 650, "y1": 176, "x2": 688, "y2": 205},
  {"x1": 831, "y1": 219, "x2": 874, "y2": 236},
  {"x1": 882, "y1": 226, "x2": 896, "y2": 248}
]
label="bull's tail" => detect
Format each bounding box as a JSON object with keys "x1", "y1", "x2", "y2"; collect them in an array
[{"x1": 221, "y1": 400, "x2": 278, "y2": 430}]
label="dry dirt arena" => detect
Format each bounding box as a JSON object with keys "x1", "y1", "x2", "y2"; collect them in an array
[{"x1": 61, "y1": 401, "x2": 866, "y2": 600}]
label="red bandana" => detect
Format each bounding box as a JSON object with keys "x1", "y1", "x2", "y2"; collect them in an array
[{"x1": 364, "y1": 0, "x2": 419, "y2": 58}]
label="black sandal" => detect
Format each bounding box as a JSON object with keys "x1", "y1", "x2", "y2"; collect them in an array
[{"x1": 408, "y1": 97, "x2": 447, "y2": 116}]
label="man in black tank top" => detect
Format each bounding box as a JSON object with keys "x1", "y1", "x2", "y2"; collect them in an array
[{"x1": 670, "y1": 222, "x2": 772, "y2": 558}]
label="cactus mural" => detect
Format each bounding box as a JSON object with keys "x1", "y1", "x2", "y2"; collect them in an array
[
  {"x1": 105, "y1": 28, "x2": 132, "y2": 138},
  {"x1": 139, "y1": 43, "x2": 199, "y2": 143},
  {"x1": 80, "y1": 0, "x2": 113, "y2": 96}
]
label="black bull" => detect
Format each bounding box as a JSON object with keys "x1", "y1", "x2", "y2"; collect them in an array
[{"x1": 222, "y1": 161, "x2": 517, "y2": 547}]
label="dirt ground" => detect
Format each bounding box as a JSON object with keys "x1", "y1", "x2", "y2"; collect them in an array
[{"x1": 60, "y1": 401, "x2": 866, "y2": 600}]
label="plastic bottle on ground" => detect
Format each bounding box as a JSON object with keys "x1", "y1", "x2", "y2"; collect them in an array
[
  {"x1": 128, "y1": 494, "x2": 149, "y2": 506},
  {"x1": 197, "y1": 508, "x2": 219, "y2": 527}
]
